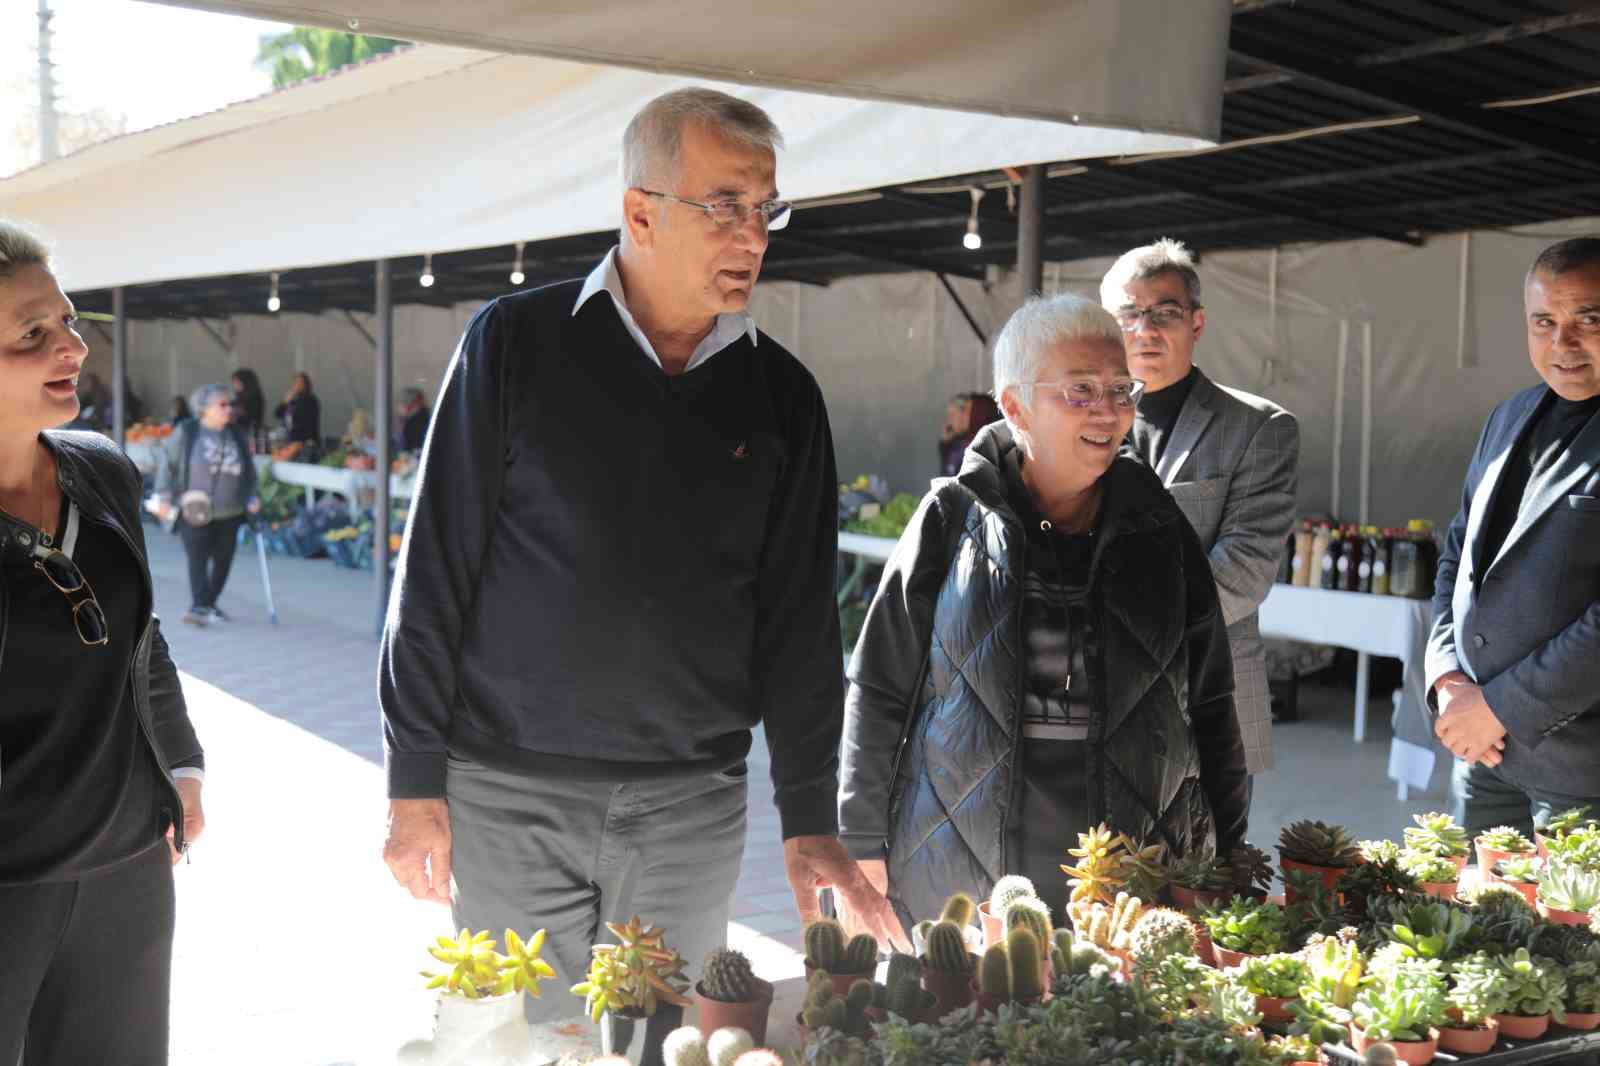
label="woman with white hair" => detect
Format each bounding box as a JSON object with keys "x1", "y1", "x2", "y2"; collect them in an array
[
  {"x1": 154, "y1": 380, "x2": 260, "y2": 625},
  {"x1": 837, "y1": 293, "x2": 1249, "y2": 925},
  {"x1": 0, "y1": 219, "x2": 205, "y2": 1063}
]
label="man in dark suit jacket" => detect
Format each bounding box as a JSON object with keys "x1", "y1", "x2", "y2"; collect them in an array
[
  {"x1": 1426, "y1": 236, "x2": 1600, "y2": 833},
  {"x1": 1101, "y1": 239, "x2": 1299, "y2": 782}
]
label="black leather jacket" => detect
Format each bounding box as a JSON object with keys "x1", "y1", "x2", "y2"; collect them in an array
[
  {"x1": 839, "y1": 423, "x2": 1248, "y2": 924},
  {"x1": 0, "y1": 430, "x2": 203, "y2": 852}
]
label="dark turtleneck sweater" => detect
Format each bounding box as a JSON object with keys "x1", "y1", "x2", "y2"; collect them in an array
[
  {"x1": 1480, "y1": 387, "x2": 1600, "y2": 567},
  {"x1": 1131, "y1": 366, "x2": 1199, "y2": 468}
]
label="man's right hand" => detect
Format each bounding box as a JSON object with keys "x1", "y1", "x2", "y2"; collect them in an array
[{"x1": 384, "y1": 798, "x2": 453, "y2": 904}]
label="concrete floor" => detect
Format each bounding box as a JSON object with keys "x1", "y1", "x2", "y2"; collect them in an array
[{"x1": 144, "y1": 527, "x2": 1455, "y2": 1064}]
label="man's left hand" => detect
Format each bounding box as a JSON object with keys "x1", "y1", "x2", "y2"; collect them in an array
[
  {"x1": 1435, "y1": 682, "x2": 1508, "y2": 766},
  {"x1": 783, "y1": 835, "x2": 910, "y2": 953}
]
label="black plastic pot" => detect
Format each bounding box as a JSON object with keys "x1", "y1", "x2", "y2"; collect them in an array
[{"x1": 599, "y1": 1003, "x2": 684, "y2": 1066}]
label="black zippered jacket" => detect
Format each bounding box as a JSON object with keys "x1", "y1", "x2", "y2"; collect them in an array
[
  {"x1": 378, "y1": 280, "x2": 844, "y2": 840},
  {"x1": 0, "y1": 430, "x2": 203, "y2": 858}
]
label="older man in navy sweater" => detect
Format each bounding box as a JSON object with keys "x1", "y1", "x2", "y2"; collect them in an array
[{"x1": 379, "y1": 87, "x2": 904, "y2": 1017}]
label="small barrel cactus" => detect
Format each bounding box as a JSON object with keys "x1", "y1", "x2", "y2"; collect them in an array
[
  {"x1": 990, "y1": 875, "x2": 1038, "y2": 921},
  {"x1": 924, "y1": 921, "x2": 972, "y2": 974},
  {"x1": 804, "y1": 919, "x2": 847, "y2": 970},
  {"x1": 1129, "y1": 906, "x2": 1198, "y2": 964},
  {"x1": 842, "y1": 933, "x2": 879, "y2": 974},
  {"x1": 663, "y1": 1027, "x2": 711, "y2": 1066},
  {"x1": 1007, "y1": 927, "x2": 1044, "y2": 1002},
  {"x1": 700, "y1": 947, "x2": 759, "y2": 1003},
  {"x1": 978, "y1": 942, "x2": 1010, "y2": 999},
  {"x1": 940, "y1": 892, "x2": 977, "y2": 927},
  {"x1": 706, "y1": 1027, "x2": 755, "y2": 1066},
  {"x1": 1006, "y1": 896, "x2": 1053, "y2": 950}
]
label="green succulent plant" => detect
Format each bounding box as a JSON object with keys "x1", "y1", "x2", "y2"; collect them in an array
[
  {"x1": 1201, "y1": 896, "x2": 1290, "y2": 955},
  {"x1": 422, "y1": 927, "x2": 559, "y2": 1000},
  {"x1": 1543, "y1": 805, "x2": 1596, "y2": 838},
  {"x1": 1233, "y1": 953, "x2": 1311, "y2": 998},
  {"x1": 1335, "y1": 857, "x2": 1420, "y2": 918},
  {"x1": 1359, "y1": 839, "x2": 1403, "y2": 864},
  {"x1": 1351, "y1": 962, "x2": 1447, "y2": 1042},
  {"x1": 1545, "y1": 824, "x2": 1600, "y2": 871},
  {"x1": 1201, "y1": 973, "x2": 1265, "y2": 1030},
  {"x1": 1386, "y1": 901, "x2": 1473, "y2": 961},
  {"x1": 1398, "y1": 848, "x2": 1458, "y2": 885},
  {"x1": 1403, "y1": 811, "x2": 1471, "y2": 859},
  {"x1": 1476, "y1": 826, "x2": 1536, "y2": 854},
  {"x1": 804, "y1": 918, "x2": 877, "y2": 975},
  {"x1": 1539, "y1": 859, "x2": 1600, "y2": 912},
  {"x1": 1566, "y1": 959, "x2": 1600, "y2": 1014},
  {"x1": 1289, "y1": 992, "x2": 1353, "y2": 1046},
  {"x1": 1135, "y1": 951, "x2": 1214, "y2": 1017},
  {"x1": 1279, "y1": 820, "x2": 1362, "y2": 868},
  {"x1": 1445, "y1": 951, "x2": 1511, "y2": 1026},
  {"x1": 1050, "y1": 927, "x2": 1118, "y2": 981},
  {"x1": 1495, "y1": 855, "x2": 1544, "y2": 883},
  {"x1": 1496, "y1": 947, "x2": 1567, "y2": 1020},
  {"x1": 1060, "y1": 825, "x2": 1131, "y2": 905},
  {"x1": 570, "y1": 916, "x2": 691, "y2": 1021}
]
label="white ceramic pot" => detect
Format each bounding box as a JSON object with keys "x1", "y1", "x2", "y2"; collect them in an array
[{"x1": 396, "y1": 993, "x2": 533, "y2": 1066}]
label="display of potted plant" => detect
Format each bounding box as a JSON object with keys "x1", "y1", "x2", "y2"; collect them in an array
[
  {"x1": 796, "y1": 969, "x2": 876, "y2": 1041},
  {"x1": 1536, "y1": 805, "x2": 1596, "y2": 859},
  {"x1": 692, "y1": 948, "x2": 774, "y2": 1045},
  {"x1": 1350, "y1": 960, "x2": 1446, "y2": 1065},
  {"x1": 1439, "y1": 951, "x2": 1507, "y2": 1054},
  {"x1": 1493, "y1": 856, "x2": 1545, "y2": 906},
  {"x1": 1199, "y1": 896, "x2": 1290, "y2": 968},
  {"x1": 660, "y1": 1025, "x2": 756, "y2": 1066},
  {"x1": 571, "y1": 916, "x2": 693, "y2": 1066},
  {"x1": 978, "y1": 874, "x2": 1038, "y2": 947},
  {"x1": 1397, "y1": 849, "x2": 1460, "y2": 901},
  {"x1": 1197, "y1": 972, "x2": 1264, "y2": 1037},
  {"x1": 1385, "y1": 901, "x2": 1473, "y2": 963},
  {"x1": 1278, "y1": 820, "x2": 1362, "y2": 902},
  {"x1": 1335, "y1": 855, "x2": 1421, "y2": 920},
  {"x1": 1135, "y1": 951, "x2": 1214, "y2": 1018},
  {"x1": 1230, "y1": 952, "x2": 1310, "y2": 1024},
  {"x1": 1538, "y1": 860, "x2": 1600, "y2": 925},
  {"x1": 1561, "y1": 956, "x2": 1600, "y2": 1031},
  {"x1": 1360, "y1": 839, "x2": 1404, "y2": 864},
  {"x1": 1475, "y1": 825, "x2": 1536, "y2": 881},
  {"x1": 1403, "y1": 812, "x2": 1472, "y2": 874},
  {"x1": 1267, "y1": 1032, "x2": 1323, "y2": 1066},
  {"x1": 402, "y1": 927, "x2": 557, "y2": 1066},
  {"x1": 802, "y1": 917, "x2": 878, "y2": 995},
  {"x1": 919, "y1": 919, "x2": 976, "y2": 1013},
  {"x1": 1127, "y1": 905, "x2": 1200, "y2": 969},
  {"x1": 1492, "y1": 946, "x2": 1568, "y2": 1040},
  {"x1": 1050, "y1": 926, "x2": 1119, "y2": 983},
  {"x1": 1060, "y1": 824, "x2": 1134, "y2": 907},
  {"x1": 1544, "y1": 824, "x2": 1600, "y2": 874},
  {"x1": 972, "y1": 926, "x2": 1045, "y2": 1013}
]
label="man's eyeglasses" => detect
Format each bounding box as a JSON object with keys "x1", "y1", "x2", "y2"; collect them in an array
[
  {"x1": 1025, "y1": 378, "x2": 1147, "y2": 409},
  {"x1": 1114, "y1": 303, "x2": 1197, "y2": 332},
  {"x1": 637, "y1": 190, "x2": 792, "y2": 231},
  {"x1": 34, "y1": 547, "x2": 109, "y2": 646}
]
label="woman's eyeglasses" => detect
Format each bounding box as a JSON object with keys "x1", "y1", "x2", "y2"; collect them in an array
[
  {"x1": 34, "y1": 547, "x2": 109, "y2": 646},
  {"x1": 1024, "y1": 378, "x2": 1147, "y2": 409}
]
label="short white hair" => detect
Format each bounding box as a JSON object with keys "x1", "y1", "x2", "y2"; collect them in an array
[
  {"x1": 1099, "y1": 237, "x2": 1203, "y2": 309},
  {"x1": 993, "y1": 293, "x2": 1125, "y2": 407},
  {"x1": 190, "y1": 382, "x2": 231, "y2": 417},
  {"x1": 621, "y1": 87, "x2": 783, "y2": 192}
]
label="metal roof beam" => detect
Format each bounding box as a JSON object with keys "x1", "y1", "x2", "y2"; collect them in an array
[{"x1": 777, "y1": 231, "x2": 987, "y2": 280}]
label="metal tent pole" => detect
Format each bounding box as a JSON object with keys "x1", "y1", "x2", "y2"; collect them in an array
[
  {"x1": 112, "y1": 287, "x2": 127, "y2": 444},
  {"x1": 374, "y1": 260, "x2": 394, "y2": 638},
  {"x1": 1017, "y1": 164, "x2": 1045, "y2": 299}
]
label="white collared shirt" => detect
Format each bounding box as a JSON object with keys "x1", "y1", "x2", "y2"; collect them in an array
[{"x1": 572, "y1": 247, "x2": 758, "y2": 374}]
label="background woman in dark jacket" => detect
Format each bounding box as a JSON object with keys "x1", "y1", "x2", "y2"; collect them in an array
[
  {"x1": 274, "y1": 371, "x2": 321, "y2": 452},
  {"x1": 838, "y1": 293, "x2": 1248, "y2": 927},
  {"x1": 231, "y1": 366, "x2": 266, "y2": 448},
  {"x1": 0, "y1": 220, "x2": 206, "y2": 1065}
]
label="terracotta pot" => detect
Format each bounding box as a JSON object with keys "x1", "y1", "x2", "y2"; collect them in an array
[
  {"x1": 971, "y1": 976, "x2": 1004, "y2": 1016},
  {"x1": 1278, "y1": 854, "x2": 1347, "y2": 902},
  {"x1": 1438, "y1": 1018, "x2": 1499, "y2": 1055},
  {"x1": 1168, "y1": 884, "x2": 1229, "y2": 913},
  {"x1": 1193, "y1": 925, "x2": 1217, "y2": 968},
  {"x1": 1420, "y1": 880, "x2": 1458, "y2": 902},
  {"x1": 1447, "y1": 853, "x2": 1470, "y2": 874},
  {"x1": 977, "y1": 901, "x2": 1005, "y2": 949},
  {"x1": 1475, "y1": 839, "x2": 1532, "y2": 879},
  {"x1": 804, "y1": 960, "x2": 874, "y2": 999},
  {"x1": 1560, "y1": 1011, "x2": 1600, "y2": 1031},
  {"x1": 694, "y1": 978, "x2": 773, "y2": 1046},
  {"x1": 1535, "y1": 832, "x2": 1551, "y2": 860},
  {"x1": 922, "y1": 962, "x2": 976, "y2": 1014},
  {"x1": 1493, "y1": 1012, "x2": 1551, "y2": 1040},
  {"x1": 1496, "y1": 879, "x2": 1540, "y2": 906},
  {"x1": 1255, "y1": 994, "x2": 1297, "y2": 1024},
  {"x1": 1537, "y1": 901, "x2": 1592, "y2": 925},
  {"x1": 1349, "y1": 1023, "x2": 1440, "y2": 1065},
  {"x1": 1212, "y1": 945, "x2": 1253, "y2": 969}
]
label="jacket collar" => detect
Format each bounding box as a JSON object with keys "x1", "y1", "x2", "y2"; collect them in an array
[
  {"x1": 1155, "y1": 366, "x2": 1217, "y2": 486},
  {"x1": 39, "y1": 431, "x2": 144, "y2": 561}
]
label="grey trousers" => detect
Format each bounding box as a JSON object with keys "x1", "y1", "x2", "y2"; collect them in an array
[
  {"x1": 1451, "y1": 758, "x2": 1600, "y2": 837},
  {"x1": 445, "y1": 756, "x2": 748, "y2": 1024}
]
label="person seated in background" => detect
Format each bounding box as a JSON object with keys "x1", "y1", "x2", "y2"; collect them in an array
[
  {"x1": 839, "y1": 293, "x2": 1248, "y2": 926},
  {"x1": 937, "y1": 391, "x2": 1002, "y2": 477},
  {"x1": 395, "y1": 387, "x2": 431, "y2": 453}
]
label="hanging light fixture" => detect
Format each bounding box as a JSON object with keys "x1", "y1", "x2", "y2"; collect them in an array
[
  {"x1": 509, "y1": 241, "x2": 526, "y2": 286},
  {"x1": 266, "y1": 272, "x2": 281, "y2": 313},
  {"x1": 963, "y1": 187, "x2": 984, "y2": 251},
  {"x1": 419, "y1": 253, "x2": 435, "y2": 288}
]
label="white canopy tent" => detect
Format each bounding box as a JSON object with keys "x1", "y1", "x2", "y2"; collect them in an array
[{"x1": 149, "y1": 0, "x2": 1232, "y2": 131}]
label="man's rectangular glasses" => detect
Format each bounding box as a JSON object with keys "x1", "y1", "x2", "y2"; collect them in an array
[
  {"x1": 34, "y1": 547, "x2": 109, "y2": 646},
  {"x1": 1027, "y1": 378, "x2": 1146, "y2": 409},
  {"x1": 1114, "y1": 303, "x2": 1194, "y2": 332},
  {"x1": 638, "y1": 190, "x2": 792, "y2": 231}
]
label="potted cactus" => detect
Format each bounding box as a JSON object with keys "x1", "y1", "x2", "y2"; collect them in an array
[
  {"x1": 1537, "y1": 805, "x2": 1596, "y2": 858},
  {"x1": 1004, "y1": 896, "x2": 1055, "y2": 986},
  {"x1": 978, "y1": 874, "x2": 1038, "y2": 947},
  {"x1": 882, "y1": 951, "x2": 940, "y2": 1023},
  {"x1": 1403, "y1": 812, "x2": 1472, "y2": 873},
  {"x1": 1050, "y1": 926, "x2": 1119, "y2": 982},
  {"x1": 1475, "y1": 825, "x2": 1536, "y2": 879},
  {"x1": 1493, "y1": 855, "x2": 1545, "y2": 906},
  {"x1": 802, "y1": 917, "x2": 877, "y2": 996},
  {"x1": 571, "y1": 916, "x2": 693, "y2": 1066},
  {"x1": 1350, "y1": 961, "x2": 1446, "y2": 1065},
  {"x1": 1127, "y1": 906, "x2": 1200, "y2": 967},
  {"x1": 1230, "y1": 952, "x2": 1310, "y2": 1024},
  {"x1": 1278, "y1": 820, "x2": 1361, "y2": 902},
  {"x1": 1539, "y1": 860, "x2": 1600, "y2": 925},
  {"x1": 972, "y1": 926, "x2": 1044, "y2": 1013},
  {"x1": 401, "y1": 927, "x2": 557, "y2": 1066},
  {"x1": 1199, "y1": 896, "x2": 1290, "y2": 968},
  {"x1": 659, "y1": 1025, "x2": 759, "y2": 1066},
  {"x1": 1492, "y1": 946, "x2": 1567, "y2": 1039},
  {"x1": 1397, "y1": 849, "x2": 1460, "y2": 901},
  {"x1": 919, "y1": 919, "x2": 976, "y2": 1013},
  {"x1": 1562, "y1": 956, "x2": 1600, "y2": 1030},
  {"x1": 1067, "y1": 890, "x2": 1146, "y2": 976},
  {"x1": 693, "y1": 948, "x2": 773, "y2": 1045},
  {"x1": 1439, "y1": 951, "x2": 1507, "y2": 1054},
  {"x1": 795, "y1": 969, "x2": 877, "y2": 1041}
]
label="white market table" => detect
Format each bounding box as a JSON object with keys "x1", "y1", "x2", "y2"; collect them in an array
[
  {"x1": 267, "y1": 459, "x2": 416, "y2": 512},
  {"x1": 837, "y1": 531, "x2": 896, "y2": 562}
]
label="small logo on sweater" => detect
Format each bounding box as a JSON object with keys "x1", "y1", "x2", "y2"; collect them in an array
[{"x1": 732, "y1": 442, "x2": 748, "y2": 461}]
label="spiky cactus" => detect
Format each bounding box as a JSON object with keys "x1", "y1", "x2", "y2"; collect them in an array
[
  {"x1": 1007, "y1": 927, "x2": 1044, "y2": 1001},
  {"x1": 1128, "y1": 906, "x2": 1199, "y2": 964},
  {"x1": 1279, "y1": 820, "x2": 1362, "y2": 868},
  {"x1": 940, "y1": 892, "x2": 977, "y2": 927},
  {"x1": 663, "y1": 1027, "x2": 712, "y2": 1066},
  {"x1": 1005, "y1": 896, "x2": 1054, "y2": 950},
  {"x1": 799, "y1": 969, "x2": 874, "y2": 1037},
  {"x1": 706, "y1": 1028, "x2": 755, "y2": 1066},
  {"x1": 978, "y1": 942, "x2": 1010, "y2": 999},
  {"x1": 700, "y1": 947, "x2": 759, "y2": 1003},
  {"x1": 804, "y1": 918, "x2": 847, "y2": 971},
  {"x1": 989, "y1": 875, "x2": 1038, "y2": 920},
  {"x1": 884, "y1": 952, "x2": 936, "y2": 1016},
  {"x1": 924, "y1": 921, "x2": 972, "y2": 974},
  {"x1": 843, "y1": 933, "x2": 878, "y2": 974},
  {"x1": 1052, "y1": 927, "x2": 1118, "y2": 979}
]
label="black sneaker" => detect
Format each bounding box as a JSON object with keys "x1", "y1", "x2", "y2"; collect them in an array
[
  {"x1": 182, "y1": 608, "x2": 209, "y2": 626},
  {"x1": 205, "y1": 606, "x2": 231, "y2": 623}
]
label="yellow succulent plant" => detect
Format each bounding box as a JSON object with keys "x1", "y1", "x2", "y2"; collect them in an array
[{"x1": 420, "y1": 927, "x2": 557, "y2": 1000}]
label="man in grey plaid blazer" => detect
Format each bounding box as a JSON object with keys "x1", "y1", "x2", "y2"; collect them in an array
[{"x1": 1102, "y1": 240, "x2": 1299, "y2": 777}]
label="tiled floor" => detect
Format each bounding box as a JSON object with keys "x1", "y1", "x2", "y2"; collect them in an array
[{"x1": 146, "y1": 525, "x2": 1454, "y2": 1063}]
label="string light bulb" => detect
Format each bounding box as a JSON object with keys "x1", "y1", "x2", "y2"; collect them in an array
[
  {"x1": 510, "y1": 241, "x2": 525, "y2": 286},
  {"x1": 267, "y1": 272, "x2": 281, "y2": 313},
  {"x1": 419, "y1": 253, "x2": 435, "y2": 288},
  {"x1": 963, "y1": 188, "x2": 983, "y2": 251}
]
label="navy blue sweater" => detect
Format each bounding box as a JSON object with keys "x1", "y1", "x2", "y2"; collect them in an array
[{"x1": 379, "y1": 280, "x2": 845, "y2": 839}]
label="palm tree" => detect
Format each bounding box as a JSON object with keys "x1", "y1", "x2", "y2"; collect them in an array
[{"x1": 256, "y1": 28, "x2": 406, "y2": 89}]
